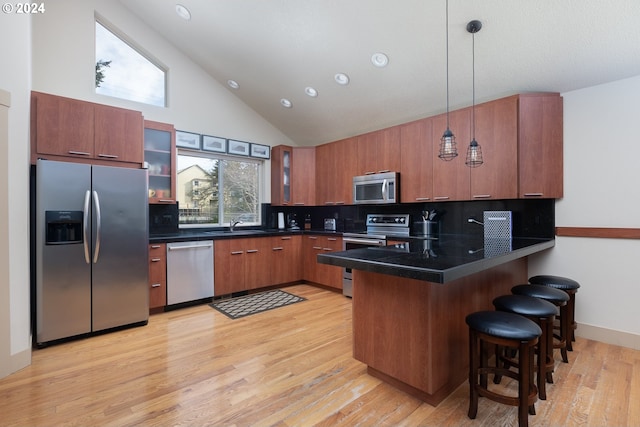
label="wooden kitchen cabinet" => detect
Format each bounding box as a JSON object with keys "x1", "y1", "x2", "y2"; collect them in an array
[
  {"x1": 148, "y1": 243, "x2": 167, "y2": 311},
  {"x1": 356, "y1": 126, "x2": 401, "y2": 176},
  {"x1": 302, "y1": 235, "x2": 342, "y2": 290},
  {"x1": 400, "y1": 118, "x2": 433, "y2": 203},
  {"x1": 214, "y1": 237, "x2": 271, "y2": 296},
  {"x1": 31, "y1": 91, "x2": 143, "y2": 166},
  {"x1": 144, "y1": 120, "x2": 176, "y2": 204},
  {"x1": 469, "y1": 96, "x2": 519, "y2": 200},
  {"x1": 271, "y1": 145, "x2": 292, "y2": 206},
  {"x1": 270, "y1": 235, "x2": 302, "y2": 284},
  {"x1": 518, "y1": 93, "x2": 563, "y2": 199},
  {"x1": 431, "y1": 108, "x2": 471, "y2": 202},
  {"x1": 272, "y1": 146, "x2": 316, "y2": 206},
  {"x1": 316, "y1": 138, "x2": 357, "y2": 205}
]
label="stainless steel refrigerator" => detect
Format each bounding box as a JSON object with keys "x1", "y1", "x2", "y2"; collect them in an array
[{"x1": 35, "y1": 159, "x2": 149, "y2": 346}]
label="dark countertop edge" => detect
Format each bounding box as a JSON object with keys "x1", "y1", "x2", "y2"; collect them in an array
[
  {"x1": 149, "y1": 228, "x2": 340, "y2": 243},
  {"x1": 317, "y1": 239, "x2": 555, "y2": 284}
]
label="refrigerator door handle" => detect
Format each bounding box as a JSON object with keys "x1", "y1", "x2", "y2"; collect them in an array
[
  {"x1": 93, "y1": 190, "x2": 102, "y2": 263},
  {"x1": 83, "y1": 190, "x2": 91, "y2": 264}
]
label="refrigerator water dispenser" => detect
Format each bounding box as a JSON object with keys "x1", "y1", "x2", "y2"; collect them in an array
[{"x1": 45, "y1": 210, "x2": 83, "y2": 245}]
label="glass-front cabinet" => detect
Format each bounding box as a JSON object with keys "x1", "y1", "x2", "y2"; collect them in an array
[
  {"x1": 271, "y1": 145, "x2": 291, "y2": 205},
  {"x1": 144, "y1": 120, "x2": 176, "y2": 204}
]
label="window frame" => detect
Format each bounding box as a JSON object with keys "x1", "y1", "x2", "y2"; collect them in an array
[
  {"x1": 94, "y1": 17, "x2": 168, "y2": 107},
  {"x1": 177, "y1": 148, "x2": 264, "y2": 230}
]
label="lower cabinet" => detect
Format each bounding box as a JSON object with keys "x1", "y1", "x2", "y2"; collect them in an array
[
  {"x1": 302, "y1": 235, "x2": 343, "y2": 290},
  {"x1": 148, "y1": 243, "x2": 167, "y2": 310},
  {"x1": 214, "y1": 237, "x2": 272, "y2": 296},
  {"x1": 270, "y1": 235, "x2": 302, "y2": 284}
]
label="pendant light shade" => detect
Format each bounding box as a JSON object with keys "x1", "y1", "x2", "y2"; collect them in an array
[
  {"x1": 439, "y1": 0, "x2": 457, "y2": 161},
  {"x1": 465, "y1": 20, "x2": 483, "y2": 168}
]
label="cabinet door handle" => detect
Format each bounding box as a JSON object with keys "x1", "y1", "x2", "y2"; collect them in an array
[
  {"x1": 280, "y1": 236, "x2": 291, "y2": 241},
  {"x1": 97, "y1": 153, "x2": 119, "y2": 159},
  {"x1": 231, "y1": 251, "x2": 244, "y2": 255},
  {"x1": 68, "y1": 150, "x2": 91, "y2": 156},
  {"x1": 327, "y1": 238, "x2": 337, "y2": 241},
  {"x1": 151, "y1": 283, "x2": 162, "y2": 288},
  {"x1": 158, "y1": 199, "x2": 174, "y2": 203},
  {"x1": 312, "y1": 246, "x2": 322, "y2": 250},
  {"x1": 523, "y1": 193, "x2": 544, "y2": 197},
  {"x1": 434, "y1": 196, "x2": 450, "y2": 200},
  {"x1": 294, "y1": 202, "x2": 305, "y2": 206},
  {"x1": 322, "y1": 248, "x2": 333, "y2": 251},
  {"x1": 415, "y1": 197, "x2": 431, "y2": 201},
  {"x1": 377, "y1": 169, "x2": 390, "y2": 173},
  {"x1": 151, "y1": 258, "x2": 161, "y2": 262},
  {"x1": 246, "y1": 249, "x2": 258, "y2": 253},
  {"x1": 473, "y1": 194, "x2": 492, "y2": 199},
  {"x1": 308, "y1": 236, "x2": 318, "y2": 240},
  {"x1": 272, "y1": 247, "x2": 284, "y2": 251},
  {"x1": 335, "y1": 201, "x2": 346, "y2": 205},
  {"x1": 150, "y1": 245, "x2": 161, "y2": 249}
]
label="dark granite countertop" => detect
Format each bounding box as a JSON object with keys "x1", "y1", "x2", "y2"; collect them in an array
[
  {"x1": 317, "y1": 235, "x2": 555, "y2": 284},
  {"x1": 149, "y1": 228, "x2": 337, "y2": 243}
]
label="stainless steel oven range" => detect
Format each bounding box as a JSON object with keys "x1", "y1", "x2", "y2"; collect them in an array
[{"x1": 342, "y1": 213, "x2": 410, "y2": 297}]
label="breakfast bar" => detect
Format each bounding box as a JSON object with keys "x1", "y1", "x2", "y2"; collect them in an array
[{"x1": 317, "y1": 236, "x2": 554, "y2": 406}]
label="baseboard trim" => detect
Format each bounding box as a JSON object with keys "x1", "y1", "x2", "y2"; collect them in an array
[{"x1": 576, "y1": 323, "x2": 640, "y2": 350}]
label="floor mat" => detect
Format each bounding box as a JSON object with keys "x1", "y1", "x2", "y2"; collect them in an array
[{"x1": 209, "y1": 289, "x2": 306, "y2": 319}]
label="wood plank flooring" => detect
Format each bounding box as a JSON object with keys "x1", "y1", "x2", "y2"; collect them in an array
[{"x1": 1, "y1": 284, "x2": 638, "y2": 426}]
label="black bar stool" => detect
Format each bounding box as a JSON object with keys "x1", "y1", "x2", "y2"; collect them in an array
[
  {"x1": 529, "y1": 275, "x2": 580, "y2": 350},
  {"x1": 511, "y1": 284, "x2": 570, "y2": 363},
  {"x1": 466, "y1": 310, "x2": 542, "y2": 427},
  {"x1": 493, "y1": 294, "x2": 557, "y2": 400}
]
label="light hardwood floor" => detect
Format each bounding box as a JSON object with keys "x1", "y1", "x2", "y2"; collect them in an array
[{"x1": 1, "y1": 284, "x2": 639, "y2": 426}]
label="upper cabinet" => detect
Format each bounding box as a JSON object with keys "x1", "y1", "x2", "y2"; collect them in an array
[
  {"x1": 469, "y1": 96, "x2": 519, "y2": 200},
  {"x1": 400, "y1": 118, "x2": 433, "y2": 202},
  {"x1": 356, "y1": 126, "x2": 401, "y2": 176},
  {"x1": 316, "y1": 137, "x2": 357, "y2": 205},
  {"x1": 144, "y1": 120, "x2": 176, "y2": 204},
  {"x1": 31, "y1": 91, "x2": 143, "y2": 166},
  {"x1": 272, "y1": 145, "x2": 316, "y2": 206},
  {"x1": 518, "y1": 94, "x2": 563, "y2": 199}
]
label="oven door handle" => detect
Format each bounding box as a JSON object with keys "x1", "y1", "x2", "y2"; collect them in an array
[{"x1": 343, "y1": 237, "x2": 386, "y2": 246}]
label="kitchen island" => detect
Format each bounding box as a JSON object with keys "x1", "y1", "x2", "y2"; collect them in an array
[{"x1": 317, "y1": 235, "x2": 554, "y2": 406}]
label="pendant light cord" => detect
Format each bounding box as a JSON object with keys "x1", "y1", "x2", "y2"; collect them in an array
[
  {"x1": 471, "y1": 30, "x2": 475, "y2": 140},
  {"x1": 445, "y1": 0, "x2": 450, "y2": 129}
]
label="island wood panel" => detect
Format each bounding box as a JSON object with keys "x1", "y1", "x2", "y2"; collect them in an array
[
  {"x1": 556, "y1": 227, "x2": 640, "y2": 239},
  {"x1": 352, "y1": 257, "x2": 528, "y2": 406}
]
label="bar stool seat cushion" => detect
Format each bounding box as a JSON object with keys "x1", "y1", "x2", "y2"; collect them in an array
[
  {"x1": 493, "y1": 294, "x2": 557, "y2": 317},
  {"x1": 529, "y1": 275, "x2": 580, "y2": 291},
  {"x1": 466, "y1": 311, "x2": 542, "y2": 341},
  {"x1": 511, "y1": 284, "x2": 569, "y2": 305}
]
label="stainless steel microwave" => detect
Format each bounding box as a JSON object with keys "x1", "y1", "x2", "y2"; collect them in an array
[{"x1": 353, "y1": 172, "x2": 399, "y2": 204}]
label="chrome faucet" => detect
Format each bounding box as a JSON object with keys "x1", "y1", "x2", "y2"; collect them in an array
[{"x1": 229, "y1": 218, "x2": 243, "y2": 232}]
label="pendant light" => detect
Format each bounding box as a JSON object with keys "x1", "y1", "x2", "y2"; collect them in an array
[
  {"x1": 465, "y1": 20, "x2": 483, "y2": 167},
  {"x1": 438, "y1": 0, "x2": 457, "y2": 161}
]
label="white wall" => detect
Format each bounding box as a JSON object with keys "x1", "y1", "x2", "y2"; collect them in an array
[
  {"x1": 529, "y1": 74, "x2": 640, "y2": 349},
  {"x1": 0, "y1": 12, "x2": 32, "y2": 378}
]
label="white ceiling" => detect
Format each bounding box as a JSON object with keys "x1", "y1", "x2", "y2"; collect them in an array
[{"x1": 120, "y1": 0, "x2": 640, "y2": 146}]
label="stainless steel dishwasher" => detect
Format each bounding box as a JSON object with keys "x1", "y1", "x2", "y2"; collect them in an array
[{"x1": 166, "y1": 240, "x2": 214, "y2": 305}]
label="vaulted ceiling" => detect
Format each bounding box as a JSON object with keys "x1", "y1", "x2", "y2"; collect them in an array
[{"x1": 120, "y1": 0, "x2": 640, "y2": 146}]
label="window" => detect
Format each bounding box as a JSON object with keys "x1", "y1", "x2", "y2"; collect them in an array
[
  {"x1": 177, "y1": 151, "x2": 262, "y2": 227},
  {"x1": 95, "y1": 20, "x2": 166, "y2": 107}
]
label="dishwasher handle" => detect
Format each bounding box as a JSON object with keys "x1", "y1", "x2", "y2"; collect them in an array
[{"x1": 168, "y1": 243, "x2": 213, "y2": 250}]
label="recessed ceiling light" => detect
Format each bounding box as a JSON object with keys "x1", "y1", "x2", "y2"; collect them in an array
[
  {"x1": 334, "y1": 73, "x2": 350, "y2": 85},
  {"x1": 175, "y1": 4, "x2": 191, "y2": 21},
  {"x1": 227, "y1": 79, "x2": 239, "y2": 89},
  {"x1": 371, "y1": 52, "x2": 389, "y2": 68},
  {"x1": 280, "y1": 98, "x2": 292, "y2": 108},
  {"x1": 304, "y1": 87, "x2": 318, "y2": 97}
]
